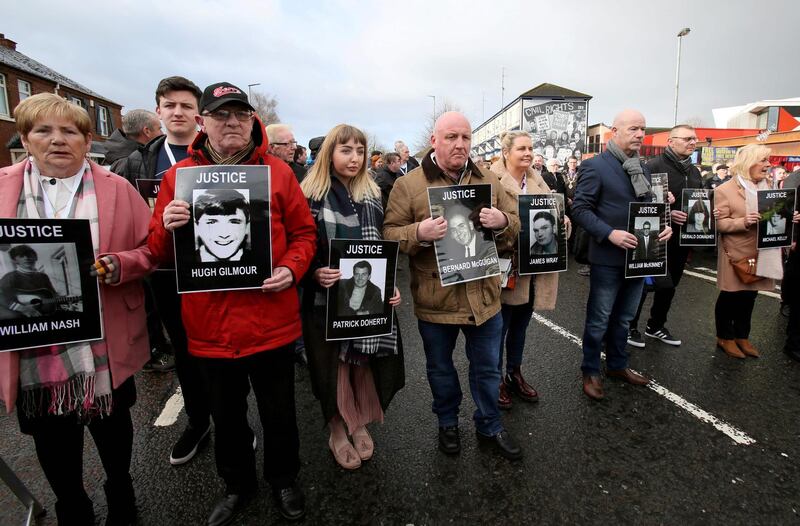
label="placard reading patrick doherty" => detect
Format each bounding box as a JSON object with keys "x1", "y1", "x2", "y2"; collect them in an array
[
  {"x1": 0, "y1": 218, "x2": 102, "y2": 352},
  {"x1": 173, "y1": 165, "x2": 272, "y2": 293}
]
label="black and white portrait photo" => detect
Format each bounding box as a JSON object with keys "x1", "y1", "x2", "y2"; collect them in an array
[
  {"x1": 529, "y1": 209, "x2": 558, "y2": 256},
  {"x1": 173, "y1": 165, "x2": 272, "y2": 293},
  {"x1": 192, "y1": 188, "x2": 252, "y2": 263},
  {"x1": 0, "y1": 218, "x2": 102, "y2": 352},
  {"x1": 0, "y1": 243, "x2": 82, "y2": 320},
  {"x1": 336, "y1": 259, "x2": 385, "y2": 317},
  {"x1": 686, "y1": 199, "x2": 712, "y2": 234},
  {"x1": 633, "y1": 217, "x2": 660, "y2": 261}
]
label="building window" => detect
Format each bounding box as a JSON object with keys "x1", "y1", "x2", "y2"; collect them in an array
[
  {"x1": 97, "y1": 105, "x2": 109, "y2": 136},
  {"x1": 17, "y1": 79, "x2": 31, "y2": 101},
  {"x1": 69, "y1": 96, "x2": 84, "y2": 108},
  {"x1": 0, "y1": 73, "x2": 9, "y2": 116}
]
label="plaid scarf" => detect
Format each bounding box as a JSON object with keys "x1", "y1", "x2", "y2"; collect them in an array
[
  {"x1": 16, "y1": 158, "x2": 112, "y2": 418},
  {"x1": 204, "y1": 138, "x2": 255, "y2": 165},
  {"x1": 309, "y1": 177, "x2": 398, "y2": 365}
]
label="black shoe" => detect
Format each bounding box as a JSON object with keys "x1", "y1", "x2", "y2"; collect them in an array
[
  {"x1": 476, "y1": 429, "x2": 522, "y2": 461},
  {"x1": 143, "y1": 349, "x2": 175, "y2": 372},
  {"x1": 627, "y1": 328, "x2": 645, "y2": 348},
  {"x1": 273, "y1": 484, "x2": 305, "y2": 521},
  {"x1": 207, "y1": 493, "x2": 251, "y2": 526},
  {"x1": 645, "y1": 325, "x2": 681, "y2": 346},
  {"x1": 437, "y1": 426, "x2": 460, "y2": 455},
  {"x1": 104, "y1": 479, "x2": 137, "y2": 526},
  {"x1": 170, "y1": 423, "x2": 211, "y2": 465}
]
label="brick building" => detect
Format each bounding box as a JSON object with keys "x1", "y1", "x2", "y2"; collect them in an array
[{"x1": 0, "y1": 33, "x2": 122, "y2": 167}]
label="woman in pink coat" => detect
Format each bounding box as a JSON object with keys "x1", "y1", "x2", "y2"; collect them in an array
[{"x1": 0, "y1": 94, "x2": 155, "y2": 525}]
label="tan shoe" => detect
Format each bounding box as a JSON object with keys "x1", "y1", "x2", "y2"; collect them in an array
[
  {"x1": 351, "y1": 426, "x2": 374, "y2": 461},
  {"x1": 717, "y1": 338, "x2": 745, "y2": 359},
  {"x1": 328, "y1": 435, "x2": 361, "y2": 470},
  {"x1": 735, "y1": 339, "x2": 760, "y2": 358}
]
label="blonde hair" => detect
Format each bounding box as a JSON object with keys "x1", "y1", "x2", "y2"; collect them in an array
[
  {"x1": 499, "y1": 130, "x2": 531, "y2": 167},
  {"x1": 301, "y1": 124, "x2": 379, "y2": 203},
  {"x1": 14, "y1": 93, "x2": 92, "y2": 137},
  {"x1": 729, "y1": 144, "x2": 771, "y2": 181}
]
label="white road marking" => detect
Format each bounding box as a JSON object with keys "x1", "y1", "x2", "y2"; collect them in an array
[
  {"x1": 154, "y1": 387, "x2": 184, "y2": 427},
  {"x1": 532, "y1": 312, "x2": 757, "y2": 446},
  {"x1": 683, "y1": 269, "x2": 781, "y2": 299}
]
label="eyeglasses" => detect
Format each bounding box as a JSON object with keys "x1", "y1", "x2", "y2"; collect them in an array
[
  {"x1": 202, "y1": 109, "x2": 254, "y2": 122},
  {"x1": 670, "y1": 136, "x2": 698, "y2": 143},
  {"x1": 272, "y1": 140, "x2": 298, "y2": 147}
]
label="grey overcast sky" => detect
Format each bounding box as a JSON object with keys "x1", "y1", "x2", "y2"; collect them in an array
[{"x1": 5, "y1": 0, "x2": 798, "y2": 150}]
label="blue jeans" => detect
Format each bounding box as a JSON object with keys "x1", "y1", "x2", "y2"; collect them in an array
[
  {"x1": 499, "y1": 277, "x2": 535, "y2": 372},
  {"x1": 581, "y1": 264, "x2": 644, "y2": 376},
  {"x1": 417, "y1": 312, "x2": 503, "y2": 436}
]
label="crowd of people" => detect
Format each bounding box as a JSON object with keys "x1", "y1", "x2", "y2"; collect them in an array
[{"x1": 0, "y1": 76, "x2": 798, "y2": 526}]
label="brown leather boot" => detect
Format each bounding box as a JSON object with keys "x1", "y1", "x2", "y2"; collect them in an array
[
  {"x1": 497, "y1": 378, "x2": 512, "y2": 410},
  {"x1": 506, "y1": 367, "x2": 539, "y2": 402},
  {"x1": 735, "y1": 338, "x2": 760, "y2": 358},
  {"x1": 717, "y1": 338, "x2": 745, "y2": 359}
]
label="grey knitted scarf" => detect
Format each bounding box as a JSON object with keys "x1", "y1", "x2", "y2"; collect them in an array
[
  {"x1": 606, "y1": 140, "x2": 651, "y2": 199},
  {"x1": 664, "y1": 146, "x2": 694, "y2": 174}
]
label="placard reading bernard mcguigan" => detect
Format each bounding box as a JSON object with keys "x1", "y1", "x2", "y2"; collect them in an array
[
  {"x1": 0, "y1": 218, "x2": 102, "y2": 352},
  {"x1": 326, "y1": 239, "x2": 399, "y2": 341},
  {"x1": 173, "y1": 165, "x2": 272, "y2": 293},
  {"x1": 428, "y1": 184, "x2": 500, "y2": 287}
]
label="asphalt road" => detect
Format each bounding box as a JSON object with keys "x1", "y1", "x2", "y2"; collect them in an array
[{"x1": 2, "y1": 249, "x2": 799, "y2": 525}]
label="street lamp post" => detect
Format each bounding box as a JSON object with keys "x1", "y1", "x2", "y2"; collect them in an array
[
  {"x1": 673, "y1": 27, "x2": 691, "y2": 125},
  {"x1": 427, "y1": 95, "x2": 436, "y2": 117},
  {"x1": 247, "y1": 83, "x2": 261, "y2": 99}
]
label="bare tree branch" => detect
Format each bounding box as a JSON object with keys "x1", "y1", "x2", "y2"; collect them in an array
[
  {"x1": 413, "y1": 99, "x2": 463, "y2": 155},
  {"x1": 250, "y1": 91, "x2": 280, "y2": 125}
]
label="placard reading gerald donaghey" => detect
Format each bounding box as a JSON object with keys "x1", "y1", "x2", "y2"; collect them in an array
[
  {"x1": 757, "y1": 188, "x2": 796, "y2": 249},
  {"x1": 0, "y1": 218, "x2": 102, "y2": 352},
  {"x1": 625, "y1": 202, "x2": 668, "y2": 278},
  {"x1": 518, "y1": 193, "x2": 567, "y2": 274},
  {"x1": 326, "y1": 239, "x2": 399, "y2": 341},
  {"x1": 173, "y1": 165, "x2": 272, "y2": 293},
  {"x1": 680, "y1": 188, "x2": 715, "y2": 246},
  {"x1": 428, "y1": 184, "x2": 500, "y2": 287}
]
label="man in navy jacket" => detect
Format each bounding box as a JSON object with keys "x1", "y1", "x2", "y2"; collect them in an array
[{"x1": 571, "y1": 109, "x2": 672, "y2": 400}]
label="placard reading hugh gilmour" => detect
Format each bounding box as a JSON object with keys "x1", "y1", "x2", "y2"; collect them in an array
[
  {"x1": 326, "y1": 239, "x2": 399, "y2": 341},
  {"x1": 428, "y1": 184, "x2": 500, "y2": 287},
  {"x1": 0, "y1": 218, "x2": 102, "y2": 352},
  {"x1": 518, "y1": 193, "x2": 567, "y2": 274},
  {"x1": 173, "y1": 165, "x2": 272, "y2": 294}
]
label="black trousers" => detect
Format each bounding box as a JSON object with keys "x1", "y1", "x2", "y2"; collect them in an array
[
  {"x1": 201, "y1": 345, "x2": 300, "y2": 494},
  {"x1": 785, "y1": 250, "x2": 800, "y2": 352},
  {"x1": 715, "y1": 290, "x2": 758, "y2": 339},
  {"x1": 632, "y1": 241, "x2": 690, "y2": 329},
  {"x1": 17, "y1": 378, "x2": 136, "y2": 525},
  {"x1": 150, "y1": 270, "x2": 210, "y2": 431}
]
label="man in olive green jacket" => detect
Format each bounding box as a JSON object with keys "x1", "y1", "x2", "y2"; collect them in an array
[{"x1": 384, "y1": 112, "x2": 522, "y2": 460}]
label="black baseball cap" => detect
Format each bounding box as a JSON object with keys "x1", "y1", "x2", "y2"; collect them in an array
[{"x1": 200, "y1": 82, "x2": 255, "y2": 113}]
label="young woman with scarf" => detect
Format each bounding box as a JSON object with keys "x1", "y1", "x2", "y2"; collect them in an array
[
  {"x1": 0, "y1": 93, "x2": 156, "y2": 525},
  {"x1": 300, "y1": 125, "x2": 405, "y2": 470}
]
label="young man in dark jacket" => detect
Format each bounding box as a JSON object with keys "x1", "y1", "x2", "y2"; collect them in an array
[
  {"x1": 373, "y1": 152, "x2": 402, "y2": 209},
  {"x1": 627, "y1": 124, "x2": 703, "y2": 348}
]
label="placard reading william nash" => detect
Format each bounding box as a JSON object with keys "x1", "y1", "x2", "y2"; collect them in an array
[
  {"x1": 135, "y1": 178, "x2": 161, "y2": 211},
  {"x1": 428, "y1": 184, "x2": 500, "y2": 287},
  {"x1": 517, "y1": 193, "x2": 567, "y2": 274},
  {"x1": 0, "y1": 218, "x2": 102, "y2": 352},
  {"x1": 173, "y1": 165, "x2": 271, "y2": 293},
  {"x1": 326, "y1": 239, "x2": 399, "y2": 341},
  {"x1": 680, "y1": 188, "x2": 715, "y2": 246},
  {"x1": 757, "y1": 188, "x2": 796, "y2": 249},
  {"x1": 625, "y1": 202, "x2": 668, "y2": 278}
]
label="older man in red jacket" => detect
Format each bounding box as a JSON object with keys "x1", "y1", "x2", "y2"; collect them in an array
[{"x1": 148, "y1": 82, "x2": 316, "y2": 525}]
